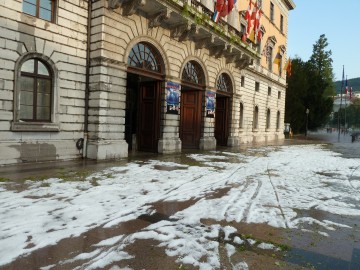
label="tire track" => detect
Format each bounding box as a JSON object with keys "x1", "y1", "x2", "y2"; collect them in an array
[
  {"x1": 347, "y1": 164, "x2": 360, "y2": 191},
  {"x1": 266, "y1": 162, "x2": 289, "y2": 228}
]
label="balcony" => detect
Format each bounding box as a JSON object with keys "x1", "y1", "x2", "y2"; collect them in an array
[{"x1": 108, "y1": 0, "x2": 259, "y2": 68}]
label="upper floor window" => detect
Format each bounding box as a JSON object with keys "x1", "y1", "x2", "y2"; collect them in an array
[
  {"x1": 23, "y1": 0, "x2": 56, "y2": 22},
  {"x1": 19, "y1": 58, "x2": 52, "y2": 122},
  {"x1": 268, "y1": 86, "x2": 272, "y2": 96},
  {"x1": 241, "y1": 76, "x2": 245, "y2": 87},
  {"x1": 255, "y1": 81, "x2": 260, "y2": 92},
  {"x1": 268, "y1": 46, "x2": 273, "y2": 71},
  {"x1": 280, "y1": 15, "x2": 284, "y2": 32},
  {"x1": 270, "y1": 2, "x2": 274, "y2": 22}
]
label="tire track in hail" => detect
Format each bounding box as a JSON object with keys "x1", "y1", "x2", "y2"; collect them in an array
[
  {"x1": 217, "y1": 155, "x2": 265, "y2": 222},
  {"x1": 161, "y1": 155, "x2": 261, "y2": 201},
  {"x1": 347, "y1": 163, "x2": 360, "y2": 191},
  {"x1": 266, "y1": 161, "x2": 289, "y2": 228},
  {"x1": 238, "y1": 177, "x2": 262, "y2": 223}
]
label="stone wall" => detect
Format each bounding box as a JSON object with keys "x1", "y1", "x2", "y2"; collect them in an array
[
  {"x1": 0, "y1": 0, "x2": 286, "y2": 165},
  {"x1": 0, "y1": 0, "x2": 88, "y2": 164}
]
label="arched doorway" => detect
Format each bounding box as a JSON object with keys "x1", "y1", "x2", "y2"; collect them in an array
[
  {"x1": 215, "y1": 73, "x2": 232, "y2": 146},
  {"x1": 126, "y1": 42, "x2": 164, "y2": 152},
  {"x1": 180, "y1": 61, "x2": 205, "y2": 149}
]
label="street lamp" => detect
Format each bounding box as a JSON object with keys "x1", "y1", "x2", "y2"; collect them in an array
[{"x1": 305, "y1": 108, "x2": 310, "y2": 137}]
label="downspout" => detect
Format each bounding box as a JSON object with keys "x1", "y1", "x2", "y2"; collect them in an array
[{"x1": 83, "y1": 0, "x2": 92, "y2": 158}]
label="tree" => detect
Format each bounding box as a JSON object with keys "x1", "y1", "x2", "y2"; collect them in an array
[
  {"x1": 285, "y1": 35, "x2": 335, "y2": 133},
  {"x1": 308, "y1": 34, "x2": 336, "y2": 97},
  {"x1": 285, "y1": 58, "x2": 308, "y2": 134}
]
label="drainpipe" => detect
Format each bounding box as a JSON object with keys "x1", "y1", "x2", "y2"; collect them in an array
[{"x1": 83, "y1": 0, "x2": 92, "y2": 158}]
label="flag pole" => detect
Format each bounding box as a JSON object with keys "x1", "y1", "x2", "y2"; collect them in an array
[
  {"x1": 344, "y1": 76, "x2": 347, "y2": 135},
  {"x1": 338, "y1": 66, "x2": 344, "y2": 142}
]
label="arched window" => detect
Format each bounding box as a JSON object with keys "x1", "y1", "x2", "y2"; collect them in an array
[
  {"x1": 19, "y1": 58, "x2": 52, "y2": 122},
  {"x1": 23, "y1": 0, "x2": 56, "y2": 22},
  {"x1": 128, "y1": 42, "x2": 163, "y2": 74},
  {"x1": 216, "y1": 73, "x2": 232, "y2": 93},
  {"x1": 181, "y1": 61, "x2": 204, "y2": 85},
  {"x1": 276, "y1": 111, "x2": 281, "y2": 130},
  {"x1": 266, "y1": 108, "x2": 271, "y2": 129},
  {"x1": 239, "y1": 103, "x2": 244, "y2": 129},
  {"x1": 253, "y1": 106, "x2": 259, "y2": 129}
]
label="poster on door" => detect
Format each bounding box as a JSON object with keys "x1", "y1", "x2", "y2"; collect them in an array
[
  {"x1": 206, "y1": 91, "x2": 216, "y2": 118},
  {"x1": 166, "y1": 81, "x2": 180, "y2": 114}
]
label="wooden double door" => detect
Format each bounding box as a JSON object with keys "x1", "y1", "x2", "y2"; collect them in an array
[
  {"x1": 125, "y1": 79, "x2": 160, "y2": 152},
  {"x1": 180, "y1": 90, "x2": 202, "y2": 149},
  {"x1": 215, "y1": 96, "x2": 229, "y2": 146}
]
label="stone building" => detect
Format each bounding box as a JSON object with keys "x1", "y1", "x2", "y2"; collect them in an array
[{"x1": 0, "y1": 0, "x2": 295, "y2": 165}]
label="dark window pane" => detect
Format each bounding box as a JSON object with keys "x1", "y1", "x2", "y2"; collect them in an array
[
  {"x1": 20, "y1": 77, "x2": 34, "y2": 92},
  {"x1": 40, "y1": 8, "x2": 52, "y2": 21},
  {"x1": 36, "y1": 106, "x2": 50, "y2": 120},
  {"x1": 37, "y1": 62, "x2": 49, "y2": 76},
  {"x1": 20, "y1": 90, "x2": 34, "y2": 106},
  {"x1": 37, "y1": 92, "x2": 51, "y2": 107},
  {"x1": 37, "y1": 79, "x2": 51, "y2": 94},
  {"x1": 23, "y1": 2, "x2": 36, "y2": 16},
  {"x1": 21, "y1": 59, "x2": 35, "y2": 73},
  {"x1": 20, "y1": 105, "x2": 33, "y2": 120},
  {"x1": 40, "y1": 0, "x2": 52, "y2": 10}
]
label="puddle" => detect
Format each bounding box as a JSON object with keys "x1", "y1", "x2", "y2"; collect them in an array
[
  {"x1": 153, "y1": 164, "x2": 188, "y2": 171},
  {"x1": 285, "y1": 247, "x2": 352, "y2": 270}
]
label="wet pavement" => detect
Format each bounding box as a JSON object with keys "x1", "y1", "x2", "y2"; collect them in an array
[{"x1": 0, "y1": 131, "x2": 360, "y2": 270}]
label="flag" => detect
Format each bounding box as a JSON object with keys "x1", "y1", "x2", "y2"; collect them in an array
[
  {"x1": 212, "y1": 10, "x2": 220, "y2": 22},
  {"x1": 242, "y1": 0, "x2": 252, "y2": 41},
  {"x1": 274, "y1": 49, "x2": 282, "y2": 67},
  {"x1": 213, "y1": 0, "x2": 235, "y2": 22},
  {"x1": 255, "y1": 8, "x2": 262, "y2": 42},
  {"x1": 285, "y1": 58, "x2": 292, "y2": 77},
  {"x1": 345, "y1": 76, "x2": 348, "y2": 94}
]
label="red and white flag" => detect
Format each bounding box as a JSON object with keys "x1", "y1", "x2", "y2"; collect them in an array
[
  {"x1": 254, "y1": 7, "x2": 262, "y2": 42},
  {"x1": 242, "y1": 0, "x2": 252, "y2": 41}
]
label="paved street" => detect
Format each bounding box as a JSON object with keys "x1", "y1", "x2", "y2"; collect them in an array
[{"x1": 0, "y1": 132, "x2": 360, "y2": 270}]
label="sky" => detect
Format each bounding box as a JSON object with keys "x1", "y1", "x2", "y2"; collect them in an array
[
  {"x1": 1, "y1": 144, "x2": 359, "y2": 269},
  {"x1": 287, "y1": 1, "x2": 360, "y2": 81}
]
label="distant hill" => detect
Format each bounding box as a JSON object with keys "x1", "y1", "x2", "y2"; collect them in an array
[{"x1": 334, "y1": 77, "x2": 360, "y2": 94}]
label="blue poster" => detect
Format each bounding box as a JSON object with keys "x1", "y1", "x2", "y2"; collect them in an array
[
  {"x1": 206, "y1": 91, "x2": 216, "y2": 118},
  {"x1": 166, "y1": 81, "x2": 180, "y2": 114}
]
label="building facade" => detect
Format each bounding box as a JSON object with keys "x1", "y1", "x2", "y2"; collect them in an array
[{"x1": 0, "y1": 0, "x2": 295, "y2": 165}]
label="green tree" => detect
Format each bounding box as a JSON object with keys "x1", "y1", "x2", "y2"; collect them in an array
[
  {"x1": 308, "y1": 34, "x2": 336, "y2": 97},
  {"x1": 285, "y1": 58, "x2": 308, "y2": 134},
  {"x1": 285, "y1": 34, "x2": 334, "y2": 133}
]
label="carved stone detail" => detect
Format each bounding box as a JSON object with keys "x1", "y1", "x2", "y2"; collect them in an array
[
  {"x1": 108, "y1": 0, "x2": 146, "y2": 16},
  {"x1": 195, "y1": 34, "x2": 212, "y2": 50},
  {"x1": 149, "y1": 9, "x2": 171, "y2": 28},
  {"x1": 170, "y1": 23, "x2": 196, "y2": 41},
  {"x1": 235, "y1": 55, "x2": 252, "y2": 69},
  {"x1": 209, "y1": 43, "x2": 227, "y2": 58}
]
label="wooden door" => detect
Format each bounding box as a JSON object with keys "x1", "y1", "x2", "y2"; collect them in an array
[
  {"x1": 180, "y1": 90, "x2": 202, "y2": 148},
  {"x1": 215, "y1": 97, "x2": 229, "y2": 146},
  {"x1": 138, "y1": 81, "x2": 160, "y2": 152}
]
